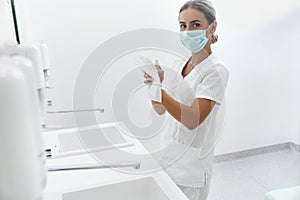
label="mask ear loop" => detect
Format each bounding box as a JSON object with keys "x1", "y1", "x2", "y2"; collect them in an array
[{"x1": 206, "y1": 21, "x2": 217, "y2": 41}]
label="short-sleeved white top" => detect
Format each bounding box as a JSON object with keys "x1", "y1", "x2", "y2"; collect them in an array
[{"x1": 155, "y1": 53, "x2": 229, "y2": 187}]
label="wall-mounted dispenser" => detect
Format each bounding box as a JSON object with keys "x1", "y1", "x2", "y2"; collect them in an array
[{"x1": 0, "y1": 53, "x2": 47, "y2": 200}]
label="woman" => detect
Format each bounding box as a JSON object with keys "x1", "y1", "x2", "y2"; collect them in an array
[{"x1": 144, "y1": 0, "x2": 229, "y2": 200}]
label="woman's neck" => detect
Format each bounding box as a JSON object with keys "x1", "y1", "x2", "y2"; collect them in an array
[{"x1": 190, "y1": 45, "x2": 212, "y2": 66}]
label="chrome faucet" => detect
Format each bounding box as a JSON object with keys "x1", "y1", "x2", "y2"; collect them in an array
[
  {"x1": 47, "y1": 108, "x2": 104, "y2": 114},
  {"x1": 48, "y1": 162, "x2": 141, "y2": 171}
]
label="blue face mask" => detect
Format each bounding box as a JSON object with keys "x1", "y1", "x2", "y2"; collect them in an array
[{"x1": 179, "y1": 30, "x2": 208, "y2": 53}]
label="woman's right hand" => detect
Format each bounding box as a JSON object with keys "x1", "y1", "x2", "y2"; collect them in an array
[
  {"x1": 143, "y1": 72, "x2": 153, "y2": 85},
  {"x1": 144, "y1": 72, "x2": 166, "y2": 114}
]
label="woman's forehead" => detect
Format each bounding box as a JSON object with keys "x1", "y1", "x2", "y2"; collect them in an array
[{"x1": 179, "y1": 7, "x2": 206, "y2": 23}]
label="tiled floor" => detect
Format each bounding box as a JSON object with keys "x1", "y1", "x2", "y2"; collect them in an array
[{"x1": 208, "y1": 149, "x2": 300, "y2": 200}]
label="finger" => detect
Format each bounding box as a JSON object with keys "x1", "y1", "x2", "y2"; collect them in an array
[
  {"x1": 144, "y1": 80, "x2": 153, "y2": 84},
  {"x1": 155, "y1": 65, "x2": 161, "y2": 70},
  {"x1": 144, "y1": 72, "x2": 153, "y2": 78},
  {"x1": 145, "y1": 77, "x2": 154, "y2": 82},
  {"x1": 144, "y1": 73, "x2": 151, "y2": 79},
  {"x1": 146, "y1": 78, "x2": 153, "y2": 82}
]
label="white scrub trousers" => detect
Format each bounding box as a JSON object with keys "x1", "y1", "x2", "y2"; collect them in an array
[{"x1": 178, "y1": 179, "x2": 211, "y2": 200}]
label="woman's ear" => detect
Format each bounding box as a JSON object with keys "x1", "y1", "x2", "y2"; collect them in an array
[
  {"x1": 212, "y1": 21, "x2": 217, "y2": 33},
  {"x1": 207, "y1": 21, "x2": 217, "y2": 39},
  {"x1": 209, "y1": 21, "x2": 217, "y2": 34}
]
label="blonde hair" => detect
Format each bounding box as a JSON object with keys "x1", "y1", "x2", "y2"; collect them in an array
[{"x1": 180, "y1": 0, "x2": 218, "y2": 44}]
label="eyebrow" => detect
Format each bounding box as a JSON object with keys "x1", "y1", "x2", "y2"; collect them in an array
[
  {"x1": 179, "y1": 20, "x2": 201, "y2": 24},
  {"x1": 191, "y1": 20, "x2": 201, "y2": 23}
]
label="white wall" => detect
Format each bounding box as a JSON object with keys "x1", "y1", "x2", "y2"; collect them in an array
[
  {"x1": 214, "y1": 6, "x2": 300, "y2": 154},
  {"x1": 0, "y1": 0, "x2": 15, "y2": 43},
  {"x1": 13, "y1": 0, "x2": 300, "y2": 154}
]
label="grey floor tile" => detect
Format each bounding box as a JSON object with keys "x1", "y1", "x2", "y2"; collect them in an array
[
  {"x1": 239, "y1": 150, "x2": 300, "y2": 190},
  {"x1": 208, "y1": 149, "x2": 300, "y2": 200}
]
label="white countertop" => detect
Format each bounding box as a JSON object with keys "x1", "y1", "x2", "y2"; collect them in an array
[{"x1": 42, "y1": 122, "x2": 189, "y2": 200}]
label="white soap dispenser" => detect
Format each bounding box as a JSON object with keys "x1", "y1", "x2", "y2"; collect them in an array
[{"x1": 0, "y1": 55, "x2": 47, "y2": 200}]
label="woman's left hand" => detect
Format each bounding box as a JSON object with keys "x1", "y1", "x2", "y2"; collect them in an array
[{"x1": 155, "y1": 62, "x2": 164, "y2": 83}]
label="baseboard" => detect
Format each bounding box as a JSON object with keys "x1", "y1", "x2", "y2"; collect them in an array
[
  {"x1": 288, "y1": 142, "x2": 300, "y2": 152},
  {"x1": 214, "y1": 142, "x2": 300, "y2": 163}
]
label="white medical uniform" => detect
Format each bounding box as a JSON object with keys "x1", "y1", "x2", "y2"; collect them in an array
[{"x1": 155, "y1": 53, "x2": 229, "y2": 199}]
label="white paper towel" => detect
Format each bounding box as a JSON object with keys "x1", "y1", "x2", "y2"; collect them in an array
[{"x1": 136, "y1": 56, "x2": 162, "y2": 102}]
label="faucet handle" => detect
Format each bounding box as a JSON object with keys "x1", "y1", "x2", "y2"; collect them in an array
[
  {"x1": 46, "y1": 86, "x2": 54, "y2": 89},
  {"x1": 47, "y1": 100, "x2": 53, "y2": 107}
]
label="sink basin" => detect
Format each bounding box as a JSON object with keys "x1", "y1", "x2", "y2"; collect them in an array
[
  {"x1": 62, "y1": 177, "x2": 170, "y2": 200},
  {"x1": 46, "y1": 123, "x2": 134, "y2": 158},
  {"x1": 58, "y1": 125, "x2": 128, "y2": 152}
]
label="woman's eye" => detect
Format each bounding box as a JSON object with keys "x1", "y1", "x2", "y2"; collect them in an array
[
  {"x1": 180, "y1": 24, "x2": 186, "y2": 29},
  {"x1": 193, "y1": 23, "x2": 200, "y2": 28}
]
